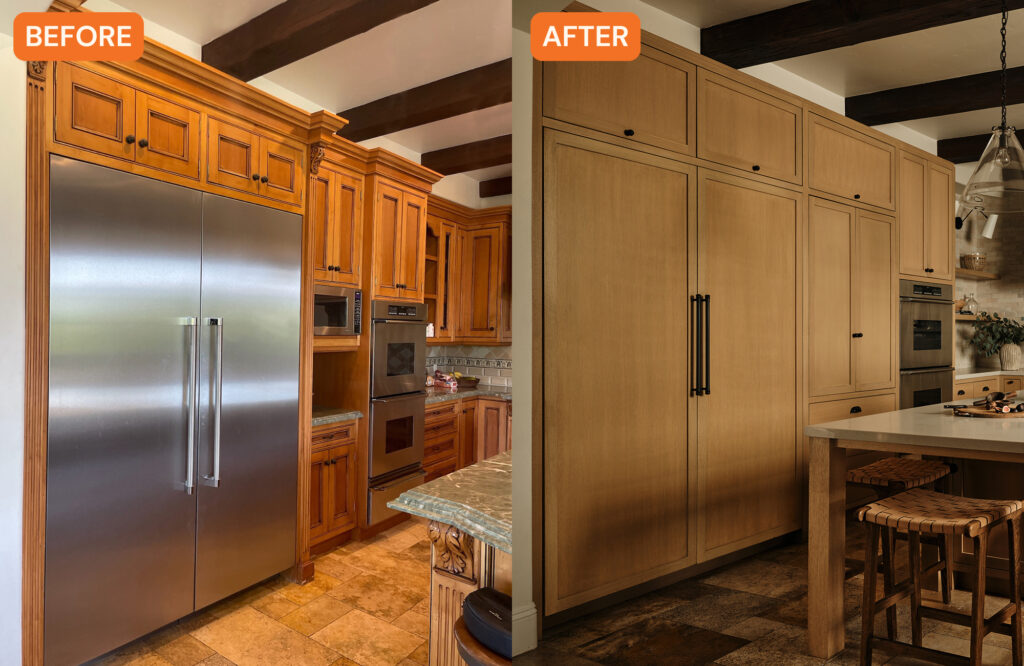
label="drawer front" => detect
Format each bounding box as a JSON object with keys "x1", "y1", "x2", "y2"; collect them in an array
[
  {"x1": 424, "y1": 416, "x2": 458, "y2": 440},
  {"x1": 973, "y1": 379, "x2": 999, "y2": 398},
  {"x1": 953, "y1": 381, "x2": 974, "y2": 401},
  {"x1": 423, "y1": 432, "x2": 457, "y2": 466},
  {"x1": 1003, "y1": 376, "x2": 1023, "y2": 393},
  {"x1": 312, "y1": 421, "x2": 356, "y2": 450},
  {"x1": 808, "y1": 393, "x2": 897, "y2": 425},
  {"x1": 425, "y1": 402, "x2": 459, "y2": 422},
  {"x1": 808, "y1": 114, "x2": 895, "y2": 209},
  {"x1": 424, "y1": 456, "x2": 457, "y2": 483},
  {"x1": 697, "y1": 70, "x2": 802, "y2": 185}
]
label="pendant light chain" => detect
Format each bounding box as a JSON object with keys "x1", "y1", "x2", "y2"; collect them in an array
[{"x1": 1001, "y1": 0, "x2": 1008, "y2": 131}]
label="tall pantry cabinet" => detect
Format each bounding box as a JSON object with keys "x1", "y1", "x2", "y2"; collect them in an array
[{"x1": 539, "y1": 29, "x2": 947, "y2": 619}]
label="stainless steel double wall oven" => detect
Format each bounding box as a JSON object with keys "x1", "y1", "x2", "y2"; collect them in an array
[{"x1": 898, "y1": 279, "x2": 954, "y2": 408}]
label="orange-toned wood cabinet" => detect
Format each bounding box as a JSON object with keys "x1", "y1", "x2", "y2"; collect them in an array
[
  {"x1": 898, "y1": 151, "x2": 954, "y2": 281},
  {"x1": 807, "y1": 113, "x2": 896, "y2": 210},
  {"x1": 370, "y1": 179, "x2": 427, "y2": 302},
  {"x1": 457, "y1": 224, "x2": 503, "y2": 342},
  {"x1": 425, "y1": 216, "x2": 459, "y2": 342},
  {"x1": 422, "y1": 397, "x2": 510, "y2": 482},
  {"x1": 475, "y1": 398, "x2": 509, "y2": 461},
  {"x1": 309, "y1": 422, "x2": 358, "y2": 546},
  {"x1": 207, "y1": 117, "x2": 304, "y2": 205},
  {"x1": 310, "y1": 165, "x2": 363, "y2": 287},
  {"x1": 55, "y1": 63, "x2": 201, "y2": 180}
]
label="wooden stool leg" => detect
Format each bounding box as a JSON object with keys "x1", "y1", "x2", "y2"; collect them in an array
[
  {"x1": 861, "y1": 523, "x2": 880, "y2": 666},
  {"x1": 1008, "y1": 519, "x2": 1023, "y2": 666},
  {"x1": 970, "y1": 535, "x2": 989, "y2": 666},
  {"x1": 909, "y1": 532, "x2": 923, "y2": 647},
  {"x1": 881, "y1": 527, "x2": 898, "y2": 640},
  {"x1": 942, "y1": 533, "x2": 956, "y2": 604}
]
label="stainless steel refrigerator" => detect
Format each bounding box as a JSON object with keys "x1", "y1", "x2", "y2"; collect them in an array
[{"x1": 46, "y1": 156, "x2": 301, "y2": 665}]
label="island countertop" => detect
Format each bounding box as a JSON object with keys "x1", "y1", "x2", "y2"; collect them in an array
[
  {"x1": 805, "y1": 401, "x2": 1024, "y2": 454},
  {"x1": 425, "y1": 384, "x2": 512, "y2": 405},
  {"x1": 388, "y1": 451, "x2": 511, "y2": 553}
]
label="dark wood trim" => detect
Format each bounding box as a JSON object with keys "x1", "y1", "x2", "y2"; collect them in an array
[
  {"x1": 337, "y1": 59, "x2": 512, "y2": 142},
  {"x1": 846, "y1": 66, "x2": 1024, "y2": 126},
  {"x1": 422, "y1": 135, "x2": 511, "y2": 175},
  {"x1": 479, "y1": 176, "x2": 511, "y2": 198},
  {"x1": 701, "y1": 0, "x2": 1024, "y2": 70},
  {"x1": 203, "y1": 0, "x2": 440, "y2": 81},
  {"x1": 937, "y1": 133, "x2": 992, "y2": 164}
]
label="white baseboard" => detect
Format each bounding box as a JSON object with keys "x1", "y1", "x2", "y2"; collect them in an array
[{"x1": 511, "y1": 601, "x2": 539, "y2": 655}]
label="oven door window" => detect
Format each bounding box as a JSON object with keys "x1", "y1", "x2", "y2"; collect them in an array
[
  {"x1": 385, "y1": 415, "x2": 414, "y2": 454},
  {"x1": 912, "y1": 319, "x2": 942, "y2": 351},
  {"x1": 386, "y1": 342, "x2": 416, "y2": 376},
  {"x1": 314, "y1": 295, "x2": 348, "y2": 329}
]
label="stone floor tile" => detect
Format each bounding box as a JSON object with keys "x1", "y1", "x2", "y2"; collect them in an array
[
  {"x1": 311, "y1": 609, "x2": 423, "y2": 666},
  {"x1": 249, "y1": 590, "x2": 301, "y2": 620},
  {"x1": 190, "y1": 606, "x2": 338, "y2": 666},
  {"x1": 656, "y1": 581, "x2": 782, "y2": 632},
  {"x1": 275, "y1": 572, "x2": 342, "y2": 607},
  {"x1": 576, "y1": 616, "x2": 748, "y2": 665},
  {"x1": 278, "y1": 596, "x2": 353, "y2": 636},
  {"x1": 700, "y1": 558, "x2": 808, "y2": 600},
  {"x1": 153, "y1": 635, "x2": 215, "y2": 666},
  {"x1": 392, "y1": 609, "x2": 429, "y2": 639},
  {"x1": 326, "y1": 573, "x2": 425, "y2": 622}
]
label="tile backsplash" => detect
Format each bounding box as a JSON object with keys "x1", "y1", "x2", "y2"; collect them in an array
[{"x1": 427, "y1": 345, "x2": 512, "y2": 387}]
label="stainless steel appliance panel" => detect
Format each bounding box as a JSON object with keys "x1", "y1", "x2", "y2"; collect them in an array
[
  {"x1": 194, "y1": 195, "x2": 301, "y2": 609},
  {"x1": 900, "y1": 368, "x2": 954, "y2": 409},
  {"x1": 370, "y1": 302, "x2": 427, "y2": 398},
  {"x1": 368, "y1": 469, "x2": 427, "y2": 525},
  {"x1": 46, "y1": 157, "x2": 202, "y2": 665},
  {"x1": 313, "y1": 284, "x2": 361, "y2": 336},
  {"x1": 369, "y1": 392, "x2": 426, "y2": 479},
  {"x1": 899, "y1": 279, "x2": 954, "y2": 370}
]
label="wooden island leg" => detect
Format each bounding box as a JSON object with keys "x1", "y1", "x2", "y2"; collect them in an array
[{"x1": 808, "y1": 437, "x2": 846, "y2": 658}]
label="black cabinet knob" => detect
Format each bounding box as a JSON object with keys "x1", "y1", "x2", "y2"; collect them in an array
[
  {"x1": 752, "y1": 165, "x2": 760, "y2": 171},
  {"x1": 138, "y1": 138, "x2": 149, "y2": 148},
  {"x1": 623, "y1": 129, "x2": 635, "y2": 136},
  {"x1": 854, "y1": 194, "x2": 861, "y2": 199},
  {"x1": 925, "y1": 268, "x2": 934, "y2": 273},
  {"x1": 125, "y1": 135, "x2": 135, "y2": 145},
  {"x1": 850, "y1": 406, "x2": 862, "y2": 414},
  {"x1": 958, "y1": 390, "x2": 966, "y2": 396},
  {"x1": 852, "y1": 332, "x2": 864, "y2": 338},
  {"x1": 252, "y1": 174, "x2": 260, "y2": 181},
  {"x1": 261, "y1": 176, "x2": 269, "y2": 183},
  {"x1": 327, "y1": 265, "x2": 335, "y2": 271},
  {"x1": 490, "y1": 326, "x2": 496, "y2": 331},
  {"x1": 983, "y1": 386, "x2": 991, "y2": 392}
]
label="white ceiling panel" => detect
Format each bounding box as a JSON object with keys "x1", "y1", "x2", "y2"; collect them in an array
[
  {"x1": 113, "y1": 0, "x2": 283, "y2": 45},
  {"x1": 642, "y1": 0, "x2": 797, "y2": 29},
  {"x1": 463, "y1": 165, "x2": 512, "y2": 182},
  {"x1": 379, "y1": 103, "x2": 512, "y2": 155},
  {"x1": 901, "y1": 103, "x2": 1024, "y2": 141}
]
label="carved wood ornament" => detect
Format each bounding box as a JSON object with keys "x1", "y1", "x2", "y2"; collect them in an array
[
  {"x1": 27, "y1": 61, "x2": 47, "y2": 82},
  {"x1": 428, "y1": 521, "x2": 475, "y2": 580},
  {"x1": 309, "y1": 142, "x2": 326, "y2": 175}
]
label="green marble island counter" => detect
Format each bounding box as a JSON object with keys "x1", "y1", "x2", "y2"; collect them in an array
[
  {"x1": 424, "y1": 384, "x2": 512, "y2": 405},
  {"x1": 389, "y1": 452, "x2": 512, "y2": 665}
]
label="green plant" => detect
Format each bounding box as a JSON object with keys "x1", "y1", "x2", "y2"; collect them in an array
[{"x1": 970, "y1": 313, "x2": 1024, "y2": 357}]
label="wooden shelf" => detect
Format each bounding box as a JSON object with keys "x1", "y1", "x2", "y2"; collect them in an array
[
  {"x1": 425, "y1": 254, "x2": 439, "y2": 262},
  {"x1": 956, "y1": 267, "x2": 1000, "y2": 281},
  {"x1": 313, "y1": 336, "x2": 360, "y2": 352},
  {"x1": 956, "y1": 314, "x2": 979, "y2": 322}
]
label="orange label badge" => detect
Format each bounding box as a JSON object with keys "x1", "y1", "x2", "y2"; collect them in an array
[
  {"x1": 531, "y1": 12, "x2": 641, "y2": 61},
  {"x1": 13, "y1": 12, "x2": 144, "y2": 62}
]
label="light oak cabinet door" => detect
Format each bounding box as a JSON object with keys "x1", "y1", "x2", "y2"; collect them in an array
[
  {"x1": 808, "y1": 198, "x2": 896, "y2": 396},
  {"x1": 260, "y1": 137, "x2": 303, "y2": 205},
  {"x1": 457, "y1": 225, "x2": 502, "y2": 342},
  {"x1": 808, "y1": 113, "x2": 895, "y2": 209},
  {"x1": 697, "y1": 170, "x2": 802, "y2": 560},
  {"x1": 953, "y1": 381, "x2": 973, "y2": 400},
  {"x1": 926, "y1": 163, "x2": 954, "y2": 281},
  {"x1": 134, "y1": 91, "x2": 200, "y2": 179},
  {"x1": 206, "y1": 117, "x2": 260, "y2": 195},
  {"x1": 475, "y1": 398, "x2": 509, "y2": 461},
  {"x1": 55, "y1": 63, "x2": 136, "y2": 160},
  {"x1": 697, "y1": 70, "x2": 802, "y2": 184},
  {"x1": 543, "y1": 131, "x2": 696, "y2": 613},
  {"x1": 898, "y1": 152, "x2": 954, "y2": 280},
  {"x1": 543, "y1": 45, "x2": 696, "y2": 155},
  {"x1": 373, "y1": 182, "x2": 405, "y2": 299}
]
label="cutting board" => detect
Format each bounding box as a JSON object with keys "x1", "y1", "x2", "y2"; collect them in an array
[{"x1": 953, "y1": 405, "x2": 1024, "y2": 418}]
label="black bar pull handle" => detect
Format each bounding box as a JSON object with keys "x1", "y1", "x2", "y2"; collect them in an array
[
  {"x1": 704, "y1": 294, "x2": 711, "y2": 395},
  {"x1": 691, "y1": 295, "x2": 702, "y2": 395}
]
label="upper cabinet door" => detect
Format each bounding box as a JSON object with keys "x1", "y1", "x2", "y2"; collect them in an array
[
  {"x1": 206, "y1": 117, "x2": 260, "y2": 195},
  {"x1": 372, "y1": 182, "x2": 404, "y2": 299},
  {"x1": 331, "y1": 170, "x2": 363, "y2": 288},
  {"x1": 55, "y1": 63, "x2": 136, "y2": 161},
  {"x1": 309, "y1": 170, "x2": 334, "y2": 283},
  {"x1": 260, "y1": 138, "x2": 304, "y2": 205},
  {"x1": 133, "y1": 92, "x2": 200, "y2": 179},
  {"x1": 854, "y1": 210, "x2": 896, "y2": 391},
  {"x1": 543, "y1": 45, "x2": 696, "y2": 155},
  {"x1": 808, "y1": 197, "x2": 855, "y2": 397},
  {"x1": 697, "y1": 70, "x2": 802, "y2": 185},
  {"x1": 458, "y1": 225, "x2": 502, "y2": 342},
  {"x1": 926, "y1": 164, "x2": 954, "y2": 281},
  {"x1": 808, "y1": 113, "x2": 895, "y2": 209},
  {"x1": 399, "y1": 192, "x2": 426, "y2": 300},
  {"x1": 898, "y1": 152, "x2": 928, "y2": 278}
]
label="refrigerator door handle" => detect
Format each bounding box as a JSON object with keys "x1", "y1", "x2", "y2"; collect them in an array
[
  {"x1": 184, "y1": 317, "x2": 198, "y2": 494},
  {"x1": 202, "y1": 317, "x2": 224, "y2": 488}
]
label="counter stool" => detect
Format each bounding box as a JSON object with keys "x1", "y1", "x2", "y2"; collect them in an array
[
  {"x1": 454, "y1": 618, "x2": 512, "y2": 666},
  {"x1": 846, "y1": 457, "x2": 956, "y2": 640},
  {"x1": 858, "y1": 488, "x2": 1024, "y2": 666}
]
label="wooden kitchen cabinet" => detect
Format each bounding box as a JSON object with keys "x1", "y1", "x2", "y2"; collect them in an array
[
  {"x1": 309, "y1": 422, "x2": 358, "y2": 546},
  {"x1": 475, "y1": 398, "x2": 509, "y2": 461},
  {"x1": 808, "y1": 198, "x2": 895, "y2": 397},
  {"x1": 371, "y1": 180, "x2": 426, "y2": 302},
  {"x1": 543, "y1": 44, "x2": 696, "y2": 155},
  {"x1": 134, "y1": 91, "x2": 201, "y2": 179},
  {"x1": 260, "y1": 137, "x2": 304, "y2": 205},
  {"x1": 310, "y1": 166, "x2": 363, "y2": 287},
  {"x1": 460, "y1": 399, "x2": 478, "y2": 469},
  {"x1": 697, "y1": 69, "x2": 802, "y2": 185},
  {"x1": 457, "y1": 225, "x2": 502, "y2": 342},
  {"x1": 899, "y1": 151, "x2": 954, "y2": 281},
  {"x1": 808, "y1": 113, "x2": 895, "y2": 210},
  {"x1": 206, "y1": 116, "x2": 304, "y2": 204},
  {"x1": 1004, "y1": 376, "x2": 1023, "y2": 392},
  {"x1": 424, "y1": 216, "x2": 458, "y2": 342}
]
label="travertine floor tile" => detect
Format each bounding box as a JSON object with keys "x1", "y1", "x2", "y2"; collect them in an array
[
  {"x1": 392, "y1": 609, "x2": 429, "y2": 639},
  {"x1": 276, "y1": 572, "x2": 342, "y2": 607},
  {"x1": 249, "y1": 590, "x2": 301, "y2": 620},
  {"x1": 191, "y1": 606, "x2": 339, "y2": 666},
  {"x1": 326, "y1": 573, "x2": 425, "y2": 622},
  {"x1": 153, "y1": 635, "x2": 215, "y2": 666},
  {"x1": 279, "y1": 595, "x2": 353, "y2": 636},
  {"x1": 312, "y1": 609, "x2": 424, "y2": 666}
]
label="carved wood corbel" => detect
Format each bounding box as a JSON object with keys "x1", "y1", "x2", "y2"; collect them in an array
[{"x1": 428, "y1": 521, "x2": 475, "y2": 581}]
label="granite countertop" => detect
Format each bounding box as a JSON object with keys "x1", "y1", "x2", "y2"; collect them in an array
[
  {"x1": 956, "y1": 368, "x2": 1023, "y2": 380},
  {"x1": 312, "y1": 407, "x2": 364, "y2": 427},
  {"x1": 388, "y1": 451, "x2": 511, "y2": 553},
  {"x1": 425, "y1": 385, "x2": 512, "y2": 405},
  {"x1": 805, "y1": 402, "x2": 1024, "y2": 454}
]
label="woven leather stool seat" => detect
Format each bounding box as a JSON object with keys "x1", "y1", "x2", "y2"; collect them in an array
[
  {"x1": 858, "y1": 488, "x2": 1024, "y2": 537},
  {"x1": 846, "y1": 457, "x2": 950, "y2": 489}
]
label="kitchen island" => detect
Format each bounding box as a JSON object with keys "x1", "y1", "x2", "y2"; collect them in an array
[
  {"x1": 389, "y1": 452, "x2": 511, "y2": 665},
  {"x1": 805, "y1": 403, "x2": 1024, "y2": 658}
]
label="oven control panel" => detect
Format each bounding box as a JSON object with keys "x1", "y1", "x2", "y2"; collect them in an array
[{"x1": 371, "y1": 299, "x2": 428, "y2": 323}]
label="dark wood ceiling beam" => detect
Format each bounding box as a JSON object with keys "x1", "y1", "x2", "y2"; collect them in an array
[
  {"x1": 480, "y1": 176, "x2": 511, "y2": 198},
  {"x1": 337, "y1": 59, "x2": 511, "y2": 142},
  {"x1": 702, "y1": 0, "x2": 1024, "y2": 70},
  {"x1": 846, "y1": 66, "x2": 1024, "y2": 125},
  {"x1": 937, "y1": 133, "x2": 993, "y2": 163},
  {"x1": 203, "y1": 0, "x2": 439, "y2": 81},
  {"x1": 422, "y1": 135, "x2": 511, "y2": 175}
]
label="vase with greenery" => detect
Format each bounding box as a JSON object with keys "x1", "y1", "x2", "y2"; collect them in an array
[{"x1": 971, "y1": 313, "x2": 1024, "y2": 370}]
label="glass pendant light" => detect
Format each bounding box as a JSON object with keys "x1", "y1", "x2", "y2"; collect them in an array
[{"x1": 962, "y1": 0, "x2": 1024, "y2": 238}]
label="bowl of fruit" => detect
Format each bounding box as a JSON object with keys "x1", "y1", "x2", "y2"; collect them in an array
[{"x1": 454, "y1": 372, "x2": 480, "y2": 389}]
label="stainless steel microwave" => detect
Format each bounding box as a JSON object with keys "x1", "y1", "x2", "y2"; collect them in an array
[{"x1": 313, "y1": 285, "x2": 361, "y2": 336}]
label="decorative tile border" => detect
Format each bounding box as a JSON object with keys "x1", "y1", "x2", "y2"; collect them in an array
[{"x1": 427, "y1": 357, "x2": 512, "y2": 369}]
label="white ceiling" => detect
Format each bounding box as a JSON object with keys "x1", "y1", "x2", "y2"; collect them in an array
[
  {"x1": 642, "y1": 0, "x2": 794, "y2": 28},
  {"x1": 114, "y1": 0, "x2": 512, "y2": 185}
]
